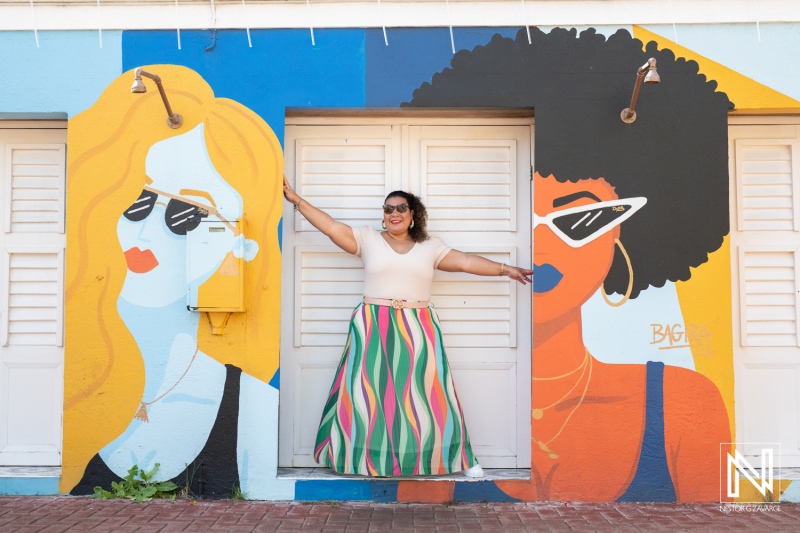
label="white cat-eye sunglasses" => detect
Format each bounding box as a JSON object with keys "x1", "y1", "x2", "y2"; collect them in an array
[{"x1": 533, "y1": 197, "x2": 647, "y2": 248}]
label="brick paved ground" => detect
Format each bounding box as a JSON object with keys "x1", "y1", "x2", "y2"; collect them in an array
[{"x1": 1, "y1": 497, "x2": 798, "y2": 532}]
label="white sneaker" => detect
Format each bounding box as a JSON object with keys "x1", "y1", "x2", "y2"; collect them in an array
[{"x1": 464, "y1": 464, "x2": 484, "y2": 478}]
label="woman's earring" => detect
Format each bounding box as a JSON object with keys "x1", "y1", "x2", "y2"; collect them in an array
[
  {"x1": 410, "y1": 220, "x2": 415, "y2": 229},
  {"x1": 601, "y1": 238, "x2": 633, "y2": 307},
  {"x1": 382, "y1": 221, "x2": 386, "y2": 230}
]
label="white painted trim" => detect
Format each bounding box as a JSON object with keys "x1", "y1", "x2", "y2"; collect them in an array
[
  {"x1": 0, "y1": 466, "x2": 61, "y2": 477},
  {"x1": 292, "y1": 244, "x2": 305, "y2": 349},
  {"x1": 1, "y1": 249, "x2": 9, "y2": 348},
  {"x1": 0, "y1": 122, "x2": 67, "y2": 130},
  {"x1": 1, "y1": 0, "x2": 798, "y2": 31},
  {"x1": 287, "y1": 115, "x2": 535, "y2": 126},
  {"x1": 2, "y1": 147, "x2": 11, "y2": 236},
  {"x1": 794, "y1": 137, "x2": 800, "y2": 233},
  {"x1": 56, "y1": 248, "x2": 64, "y2": 348},
  {"x1": 796, "y1": 247, "x2": 800, "y2": 349},
  {"x1": 730, "y1": 117, "x2": 800, "y2": 126}
]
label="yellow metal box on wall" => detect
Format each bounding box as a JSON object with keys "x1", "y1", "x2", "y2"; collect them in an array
[{"x1": 187, "y1": 218, "x2": 244, "y2": 313}]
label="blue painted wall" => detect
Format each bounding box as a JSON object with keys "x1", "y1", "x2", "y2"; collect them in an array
[
  {"x1": 123, "y1": 29, "x2": 367, "y2": 143},
  {"x1": 0, "y1": 31, "x2": 122, "y2": 118}
]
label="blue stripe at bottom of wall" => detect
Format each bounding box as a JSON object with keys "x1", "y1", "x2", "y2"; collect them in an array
[
  {"x1": 295, "y1": 480, "x2": 519, "y2": 503},
  {"x1": 295, "y1": 480, "x2": 398, "y2": 502},
  {"x1": 453, "y1": 481, "x2": 520, "y2": 502},
  {"x1": 0, "y1": 477, "x2": 60, "y2": 495}
]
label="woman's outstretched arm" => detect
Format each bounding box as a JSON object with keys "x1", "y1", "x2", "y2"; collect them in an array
[
  {"x1": 283, "y1": 176, "x2": 358, "y2": 254},
  {"x1": 437, "y1": 249, "x2": 533, "y2": 284}
]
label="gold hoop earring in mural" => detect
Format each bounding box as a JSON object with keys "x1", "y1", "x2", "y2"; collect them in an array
[
  {"x1": 381, "y1": 221, "x2": 386, "y2": 229},
  {"x1": 601, "y1": 239, "x2": 633, "y2": 307}
]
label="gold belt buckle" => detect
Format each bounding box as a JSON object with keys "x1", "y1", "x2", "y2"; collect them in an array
[{"x1": 391, "y1": 299, "x2": 404, "y2": 309}]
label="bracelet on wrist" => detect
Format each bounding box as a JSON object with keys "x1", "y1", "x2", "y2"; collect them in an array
[{"x1": 499, "y1": 263, "x2": 505, "y2": 276}]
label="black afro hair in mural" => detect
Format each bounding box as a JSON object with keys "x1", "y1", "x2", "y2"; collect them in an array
[{"x1": 406, "y1": 27, "x2": 731, "y2": 299}]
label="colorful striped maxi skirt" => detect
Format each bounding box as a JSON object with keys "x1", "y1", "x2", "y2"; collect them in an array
[{"x1": 313, "y1": 302, "x2": 478, "y2": 476}]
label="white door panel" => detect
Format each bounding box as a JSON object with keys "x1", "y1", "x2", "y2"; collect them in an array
[
  {"x1": 731, "y1": 123, "x2": 800, "y2": 467},
  {"x1": 281, "y1": 120, "x2": 532, "y2": 469},
  {"x1": 0, "y1": 127, "x2": 66, "y2": 467},
  {"x1": 291, "y1": 125, "x2": 401, "y2": 232}
]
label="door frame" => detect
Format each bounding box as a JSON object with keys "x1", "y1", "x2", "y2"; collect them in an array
[
  {"x1": 280, "y1": 112, "x2": 534, "y2": 470},
  {"x1": 729, "y1": 115, "x2": 800, "y2": 468},
  {"x1": 0, "y1": 121, "x2": 67, "y2": 467}
]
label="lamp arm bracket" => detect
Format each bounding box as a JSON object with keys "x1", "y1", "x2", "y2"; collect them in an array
[{"x1": 136, "y1": 68, "x2": 162, "y2": 85}]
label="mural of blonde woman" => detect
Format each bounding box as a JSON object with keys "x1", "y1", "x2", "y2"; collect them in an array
[{"x1": 62, "y1": 65, "x2": 288, "y2": 499}]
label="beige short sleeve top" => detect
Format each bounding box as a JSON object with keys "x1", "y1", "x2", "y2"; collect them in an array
[{"x1": 352, "y1": 226, "x2": 452, "y2": 301}]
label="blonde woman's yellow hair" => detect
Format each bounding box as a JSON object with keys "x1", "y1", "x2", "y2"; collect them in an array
[{"x1": 61, "y1": 65, "x2": 283, "y2": 492}]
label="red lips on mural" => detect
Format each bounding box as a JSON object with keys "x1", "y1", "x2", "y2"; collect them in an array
[{"x1": 123, "y1": 247, "x2": 159, "y2": 273}]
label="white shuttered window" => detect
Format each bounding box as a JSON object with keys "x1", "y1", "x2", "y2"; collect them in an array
[
  {"x1": 4, "y1": 144, "x2": 65, "y2": 234},
  {"x1": 731, "y1": 121, "x2": 800, "y2": 468},
  {"x1": 737, "y1": 247, "x2": 799, "y2": 347},
  {"x1": 0, "y1": 125, "x2": 66, "y2": 467}
]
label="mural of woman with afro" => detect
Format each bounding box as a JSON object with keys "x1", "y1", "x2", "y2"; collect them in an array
[
  {"x1": 61, "y1": 65, "x2": 290, "y2": 500},
  {"x1": 408, "y1": 28, "x2": 732, "y2": 501}
]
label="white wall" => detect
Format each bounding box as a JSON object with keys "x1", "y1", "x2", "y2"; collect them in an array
[{"x1": 0, "y1": 0, "x2": 798, "y2": 31}]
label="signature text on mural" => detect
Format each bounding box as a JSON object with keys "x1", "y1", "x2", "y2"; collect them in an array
[{"x1": 650, "y1": 323, "x2": 713, "y2": 357}]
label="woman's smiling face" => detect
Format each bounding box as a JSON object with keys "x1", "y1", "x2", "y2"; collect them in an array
[
  {"x1": 533, "y1": 172, "x2": 619, "y2": 324},
  {"x1": 383, "y1": 195, "x2": 414, "y2": 235}
]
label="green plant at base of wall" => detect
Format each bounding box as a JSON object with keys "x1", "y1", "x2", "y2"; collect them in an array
[
  {"x1": 91, "y1": 463, "x2": 178, "y2": 503},
  {"x1": 177, "y1": 462, "x2": 201, "y2": 500},
  {"x1": 231, "y1": 483, "x2": 247, "y2": 501}
]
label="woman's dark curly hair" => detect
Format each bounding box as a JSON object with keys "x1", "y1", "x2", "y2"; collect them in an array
[
  {"x1": 385, "y1": 190, "x2": 429, "y2": 242},
  {"x1": 406, "y1": 27, "x2": 731, "y2": 299}
]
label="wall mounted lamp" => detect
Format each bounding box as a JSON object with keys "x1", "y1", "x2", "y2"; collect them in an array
[
  {"x1": 620, "y1": 58, "x2": 660, "y2": 124},
  {"x1": 131, "y1": 67, "x2": 183, "y2": 129}
]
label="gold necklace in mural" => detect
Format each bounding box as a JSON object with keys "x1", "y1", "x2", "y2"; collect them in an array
[
  {"x1": 531, "y1": 347, "x2": 589, "y2": 420},
  {"x1": 533, "y1": 348, "x2": 593, "y2": 459},
  {"x1": 532, "y1": 347, "x2": 589, "y2": 383},
  {"x1": 134, "y1": 345, "x2": 200, "y2": 423}
]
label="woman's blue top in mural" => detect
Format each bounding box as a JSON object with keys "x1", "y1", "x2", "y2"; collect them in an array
[
  {"x1": 70, "y1": 364, "x2": 242, "y2": 498},
  {"x1": 617, "y1": 362, "x2": 677, "y2": 502}
]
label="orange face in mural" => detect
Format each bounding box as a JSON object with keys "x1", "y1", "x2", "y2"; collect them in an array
[{"x1": 532, "y1": 173, "x2": 620, "y2": 325}]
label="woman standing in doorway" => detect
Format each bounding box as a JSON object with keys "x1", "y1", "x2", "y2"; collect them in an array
[{"x1": 283, "y1": 181, "x2": 532, "y2": 477}]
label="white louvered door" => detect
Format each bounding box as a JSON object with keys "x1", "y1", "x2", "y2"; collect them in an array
[
  {"x1": 411, "y1": 125, "x2": 532, "y2": 468},
  {"x1": 730, "y1": 122, "x2": 800, "y2": 467},
  {"x1": 280, "y1": 119, "x2": 532, "y2": 469},
  {"x1": 0, "y1": 126, "x2": 66, "y2": 466}
]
